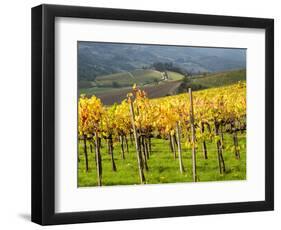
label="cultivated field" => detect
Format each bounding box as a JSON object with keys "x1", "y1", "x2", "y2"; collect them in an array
[
  {"x1": 78, "y1": 133, "x2": 246, "y2": 186},
  {"x1": 93, "y1": 81, "x2": 182, "y2": 105},
  {"x1": 79, "y1": 69, "x2": 246, "y2": 105},
  {"x1": 78, "y1": 82, "x2": 246, "y2": 186},
  {"x1": 191, "y1": 69, "x2": 246, "y2": 88}
]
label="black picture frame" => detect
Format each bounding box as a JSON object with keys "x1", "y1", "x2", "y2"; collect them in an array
[{"x1": 31, "y1": 4, "x2": 274, "y2": 225}]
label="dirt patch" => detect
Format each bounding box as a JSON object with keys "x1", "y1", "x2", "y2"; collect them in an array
[{"x1": 96, "y1": 81, "x2": 182, "y2": 105}]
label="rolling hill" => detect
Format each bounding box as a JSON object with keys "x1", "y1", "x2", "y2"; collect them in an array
[
  {"x1": 78, "y1": 42, "x2": 246, "y2": 81},
  {"x1": 79, "y1": 69, "x2": 246, "y2": 105}
]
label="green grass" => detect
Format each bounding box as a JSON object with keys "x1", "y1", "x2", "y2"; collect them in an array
[
  {"x1": 191, "y1": 69, "x2": 246, "y2": 88},
  {"x1": 95, "y1": 69, "x2": 164, "y2": 87},
  {"x1": 95, "y1": 72, "x2": 135, "y2": 87},
  {"x1": 79, "y1": 69, "x2": 168, "y2": 96},
  {"x1": 131, "y1": 69, "x2": 163, "y2": 83},
  {"x1": 79, "y1": 69, "x2": 185, "y2": 97},
  {"x1": 166, "y1": 71, "x2": 185, "y2": 80},
  {"x1": 78, "y1": 132, "x2": 246, "y2": 187},
  {"x1": 79, "y1": 69, "x2": 244, "y2": 96}
]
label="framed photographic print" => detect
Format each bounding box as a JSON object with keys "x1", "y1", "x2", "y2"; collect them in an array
[{"x1": 31, "y1": 4, "x2": 274, "y2": 225}]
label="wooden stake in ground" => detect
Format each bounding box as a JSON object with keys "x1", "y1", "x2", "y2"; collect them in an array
[
  {"x1": 119, "y1": 135, "x2": 125, "y2": 160},
  {"x1": 90, "y1": 140, "x2": 97, "y2": 163},
  {"x1": 189, "y1": 88, "x2": 197, "y2": 182},
  {"x1": 144, "y1": 136, "x2": 150, "y2": 160},
  {"x1": 176, "y1": 122, "x2": 185, "y2": 173},
  {"x1": 83, "y1": 135, "x2": 89, "y2": 172},
  {"x1": 148, "y1": 136, "x2": 152, "y2": 154},
  {"x1": 231, "y1": 121, "x2": 240, "y2": 159},
  {"x1": 129, "y1": 133, "x2": 134, "y2": 145},
  {"x1": 124, "y1": 135, "x2": 129, "y2": 153},
  {"x1": 214, "y1": 122, "x2": 226, "y2": 174},
  {"x1": 169, "y1": 134, "x2": 173, "y2": 152},
  {"x1": 90, "y1": 142, "x2": 93, "y2": 153},
  {"x1": 200, "y1": 122, "x2": 208, "y2": 159},
  {"x1": 108, "y1": 136, "x2": 116, "y2": 171},
  {"x1": 171, "y1": 134, "x2": 177, "y2": 159},
  {"x1": 233, "y1": 131, "x2": 240, "y2": 159},
  {"x1": 128, "y1": 97, "x2": 146, "y2": 184},
  {"x1": 140, "y1": 136, "x2": 149, "y2": 171},
  {"x1": 95, "y1": 132, "x2": 102, "y2": 186}
]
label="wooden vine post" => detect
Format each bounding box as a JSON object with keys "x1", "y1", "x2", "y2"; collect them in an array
[
  {"x1": 189, "y1": 88, "x2": 197, "y2": 182},
  {"x1": 233, "y1": 131, "x2": 240, "y2": 159},
  {"x1": 231, "y1": 121, "x2": 240, "y2": 159},
  {"x1": 83, "y1": 135, "x2": 89, "y2": 172},
  {"x1": 200, "y1": 122, "x2": 208, "y2": 159},
  {"x1": 95, "y1": 132, "x2": 102, "y2": 186},
  {"x1": 124, "y1": 136, "x2": 129, "y2": 153},
  {"x1": 140, "y1": 136, "x2": 149, "y2": 171},
  {"x1": 119, "y1": 135, "x2": 125, "y2": 160},
  {"x1": 148, "y1": 136, "x2": 152, "y2": 155},
  {"x1": 108, "y1": 135, "x2": 116, "y2": 171},
  {"x1": 128, "y1": 96, "x2": 146, "y2": 184},
  {"x1": 176, "y1": 121, "x2": 184, "y2": 174},
  {"x1": 168, "y1": 134, "x2": 173, "y2": 152},
  {"x1": 144, "y1": 137, "x2": 150, "y2": 159},
  {"x1": 214, "y1": 122, "x2": 226, "y2": 174},
  {"x1": 171, "y1": 134, "x2": 177, "y2": 159}
]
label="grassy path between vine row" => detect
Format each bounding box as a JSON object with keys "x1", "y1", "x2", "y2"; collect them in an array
[{"x1": 78, "y1": 132, "x2": 246, "y2": 187}]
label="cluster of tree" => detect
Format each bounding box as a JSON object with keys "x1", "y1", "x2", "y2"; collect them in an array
[
  {"x1": 149, "y1": 62, "x2": 210, "y2": 76},
  {"x1": 177, "y1": 76, "x2": 207, "y2": 93}
]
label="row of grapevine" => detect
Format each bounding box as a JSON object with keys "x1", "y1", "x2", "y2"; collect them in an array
[{"x1": 78, "y1": 82, "x2": 246, "y2": 186}]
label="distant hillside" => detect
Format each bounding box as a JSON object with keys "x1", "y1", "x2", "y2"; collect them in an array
[
  {"x1": 95, "y1": 69, "x2": 165, "y2": 87},
  {"x1": 177, "y1": 69, "x2": 246, "y2": 93},
  {"x1": 191, "y1": 69, "x2": 246, "y2": 87},
  {"x1": 79, "y1": 69, "x2": 246, "y2": 105},
  {"x1": 90, "y1": 81, "x2": 182, "y2": 105},
  {"x1": 79, "y1": 69, "x2": 185, "y2": 96},
  {"x1": 78, "y1": 42, "x2": 246, "y2": 81}
]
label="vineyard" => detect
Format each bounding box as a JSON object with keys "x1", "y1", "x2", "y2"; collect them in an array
[{"x1": 78, "y1": 82, "x2": 246, "y2": 186}]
